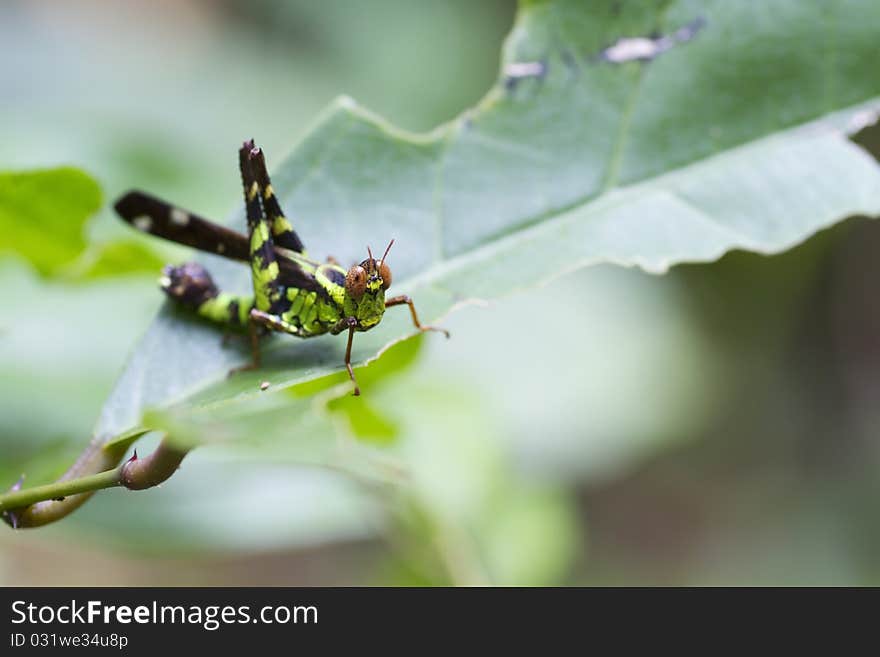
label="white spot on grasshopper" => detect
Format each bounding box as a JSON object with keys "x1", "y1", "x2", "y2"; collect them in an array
[
  {"x1": 260, "y1": 381, "x2": 270, "y2": 391},
  {"x1": 170, "y1": 208, "x2": 190, "y2": 226},
  {"x1": 133, "y1": 215, "x2": 153, "y2": 231}
]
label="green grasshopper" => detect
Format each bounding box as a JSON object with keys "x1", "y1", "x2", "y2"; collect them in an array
[{"x1": 114, "y1": 139, "x2": 448, "y2": 395}]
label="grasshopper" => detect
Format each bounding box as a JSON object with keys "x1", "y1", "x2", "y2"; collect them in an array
[{"x1": 114, "y1": 140, "x2": 448, "y2": 395}]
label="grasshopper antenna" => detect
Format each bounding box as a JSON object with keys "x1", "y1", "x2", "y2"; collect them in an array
[{"x1": 380, "y1": 238, "x2": 395, "y2": 266}]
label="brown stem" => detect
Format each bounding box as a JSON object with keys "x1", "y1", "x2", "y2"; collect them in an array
[
  {"x1": 2, "y1": 435, "x2": 187, "y2": 529},
  {"x1": 119, "y1": 440, "x2": 187, "y2": 490}
]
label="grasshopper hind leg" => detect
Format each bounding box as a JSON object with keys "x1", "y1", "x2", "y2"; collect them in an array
[{"x1": 246, "y1": 141, "x2": 306, "y2": 255}]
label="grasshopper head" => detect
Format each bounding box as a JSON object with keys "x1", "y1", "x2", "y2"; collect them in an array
[{"x1": 344, "y1": 240, "x2": 394, "y2": 329}]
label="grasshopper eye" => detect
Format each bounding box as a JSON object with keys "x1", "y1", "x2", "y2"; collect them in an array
[
  {"x1": 345, "y1": 265, "x2": 367, "y2": 299},
  {"x1": 378, "y1": 261, "x2": 392, "y2": 290}
]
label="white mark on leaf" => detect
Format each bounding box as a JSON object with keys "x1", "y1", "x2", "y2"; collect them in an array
[
  {"x1": 600, "y1": 16, "x2": 706, "y2": 64},
  {"x1": 847, "y1": 109, "x2": 879, "y2": 135}
]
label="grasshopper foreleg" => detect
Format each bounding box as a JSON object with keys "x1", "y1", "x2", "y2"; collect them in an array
[{"x1": 385, "y1": 295, "x2": 450, "y2": 338}]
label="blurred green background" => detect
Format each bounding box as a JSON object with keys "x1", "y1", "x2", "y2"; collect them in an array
[{"x1": 3, "y1": 0, "x2": 880, "y2": 585}]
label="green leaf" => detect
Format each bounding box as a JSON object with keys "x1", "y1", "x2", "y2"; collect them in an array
[
  {"x1": 98, "y1": 0, "x2": 880, "y2": 448},
  {"x1": 64, "y1": 240, "x2": 167, "y2": 280},
  {"x1": 0, "y1": 167, "x2": 101, "y2": 276}
]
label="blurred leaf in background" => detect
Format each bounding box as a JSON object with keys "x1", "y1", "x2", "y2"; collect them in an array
[{"x1": 0, "y1": 168, "x2": 100, "y2": 276}]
